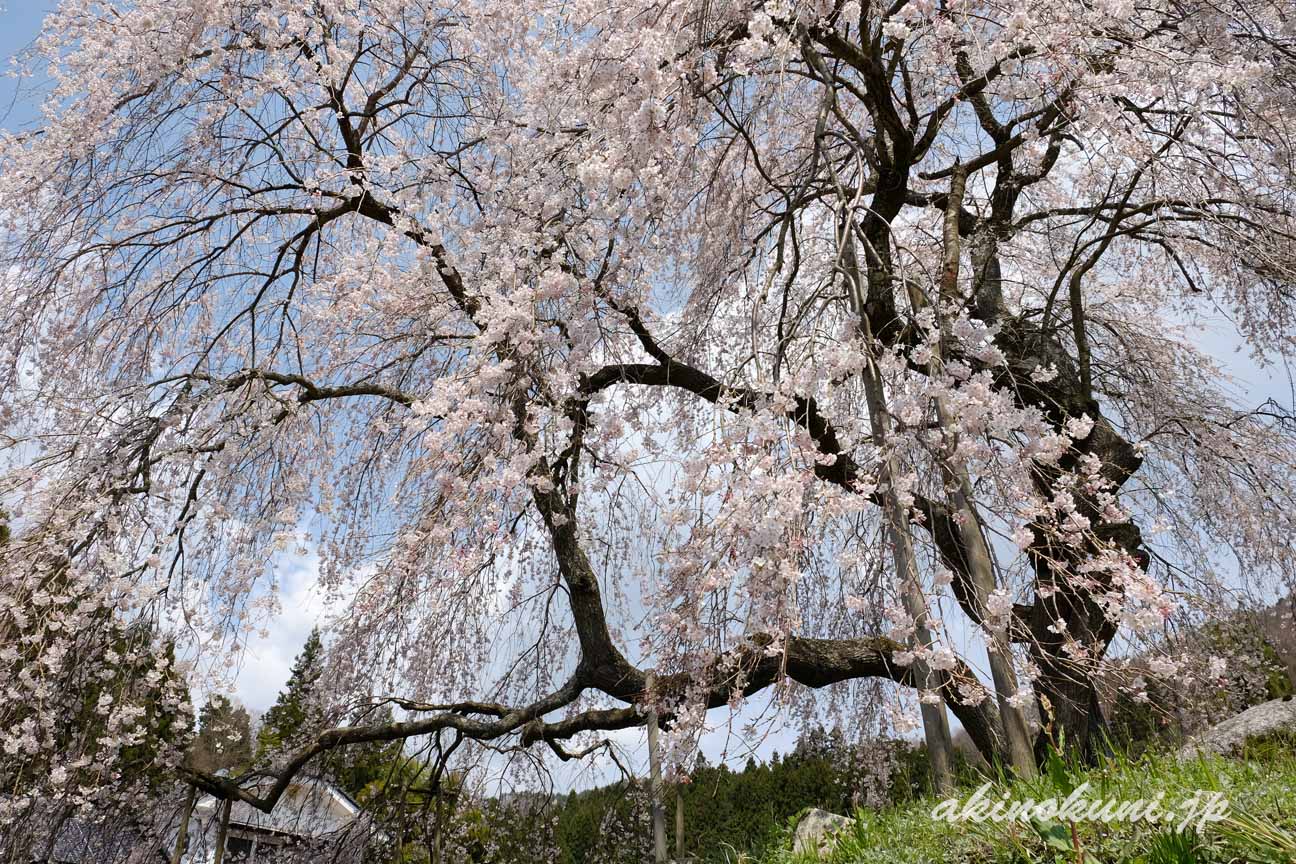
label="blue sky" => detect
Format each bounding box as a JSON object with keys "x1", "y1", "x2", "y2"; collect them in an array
[{"x1": 0, "y1": 2, "x2": 55, "y2": 131}]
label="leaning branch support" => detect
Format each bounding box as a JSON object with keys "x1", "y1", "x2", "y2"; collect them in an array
[{"x1": 647, "y1": 673, "x2": 669, "y2": 864}]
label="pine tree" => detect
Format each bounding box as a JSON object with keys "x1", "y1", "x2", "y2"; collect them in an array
[{"x1": 257, "y1": 627, "x2": 325, "y2": 756}]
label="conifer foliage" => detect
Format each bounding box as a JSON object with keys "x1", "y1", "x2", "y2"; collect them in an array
[
  {"x1": 189, "y1": 695, "x2": 253, "y2": 776},
  {"x1": 256, "y1": 628, "x2": 326, "y2": 758}
]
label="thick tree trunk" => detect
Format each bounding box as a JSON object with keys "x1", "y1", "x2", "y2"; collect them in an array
[{"x1": 1022, "y1": 565, "x2": 1121, "y2": 760}]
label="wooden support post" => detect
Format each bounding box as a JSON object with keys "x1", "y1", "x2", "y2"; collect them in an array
[
  {"x1": 646, "y1": 673, "x2": 668, "y2": 863},
  {"x1": 212, "y1": 798, "x2": 232, "y2": 864},
  {"x1": 169, "y1": 786, "x2": 196, "y2": 864},
  {"x1": 675, "y1": 785, "x2": 684, "y2": 861}
]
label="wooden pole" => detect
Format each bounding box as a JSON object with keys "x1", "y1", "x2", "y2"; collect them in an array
[
  {"x1": 169, "y1": 786, "x2": 196, "y2": 864},
  {"x1": 645, "y1": 674, "x2": 668, "y2": 863},
  {"x1": 846, "y1": 215, "x2": 955, "y2": 796},
  {"x1": 211, "y1": 798, "x2": 232, "y2": 864},
  {"x1": 674, "y1": 785, "x2": 684, "y2": 861}
]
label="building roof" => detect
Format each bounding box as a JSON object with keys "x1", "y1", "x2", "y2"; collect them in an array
[{"x1": 194, "y1": 775, "x2": 362, "y2": 840}]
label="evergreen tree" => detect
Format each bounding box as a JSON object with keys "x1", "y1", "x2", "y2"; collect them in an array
[
  {"x1": 257, "y1": 629, "x2": 409, "y2": 801},
  {"x1": 0, "y1": 512, "x2": 192, "y2": 802},
  {"x1": 189, "y1": 695, "x2": 253, "y2": 774},
  {"x1": 257, "y1": 627, "x2": 325, "y2": 756},
  {"x1": 325, "y1": 707, "x2": 405, "y2": 800}
]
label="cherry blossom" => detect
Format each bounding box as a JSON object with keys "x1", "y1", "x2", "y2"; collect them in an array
[{"x1": 0, "y1": 0, "x2": 1294, "y2": 843}]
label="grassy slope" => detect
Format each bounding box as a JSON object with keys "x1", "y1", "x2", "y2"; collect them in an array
[{"x1": 749, "y1": 737, "x2": 1296, "y2": 864}]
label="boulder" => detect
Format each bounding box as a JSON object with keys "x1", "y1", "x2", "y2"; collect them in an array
[
  {"x1": 1178, "y1": 697, "x2": 1296, "y2": 760},
  {"x1": 792, "y1": 808, "x2": 856, "y2": 856}
]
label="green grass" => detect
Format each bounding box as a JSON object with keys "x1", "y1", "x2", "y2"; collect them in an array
[{"x1": 749, "y1": 737, "x2": 1296, "y2": 864}]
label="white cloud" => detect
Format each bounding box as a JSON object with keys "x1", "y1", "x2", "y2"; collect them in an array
[{"x1": 224, "y1": 550, "x2": 331, "y2": 713}]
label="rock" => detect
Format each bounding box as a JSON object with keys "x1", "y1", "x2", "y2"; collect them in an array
[
  {"x1": 1178, "y1": 697, "x2": 1296, "y2": 760},
  {"x1": 792, "y1": 808, "x2": 856, "y2": 856}
]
